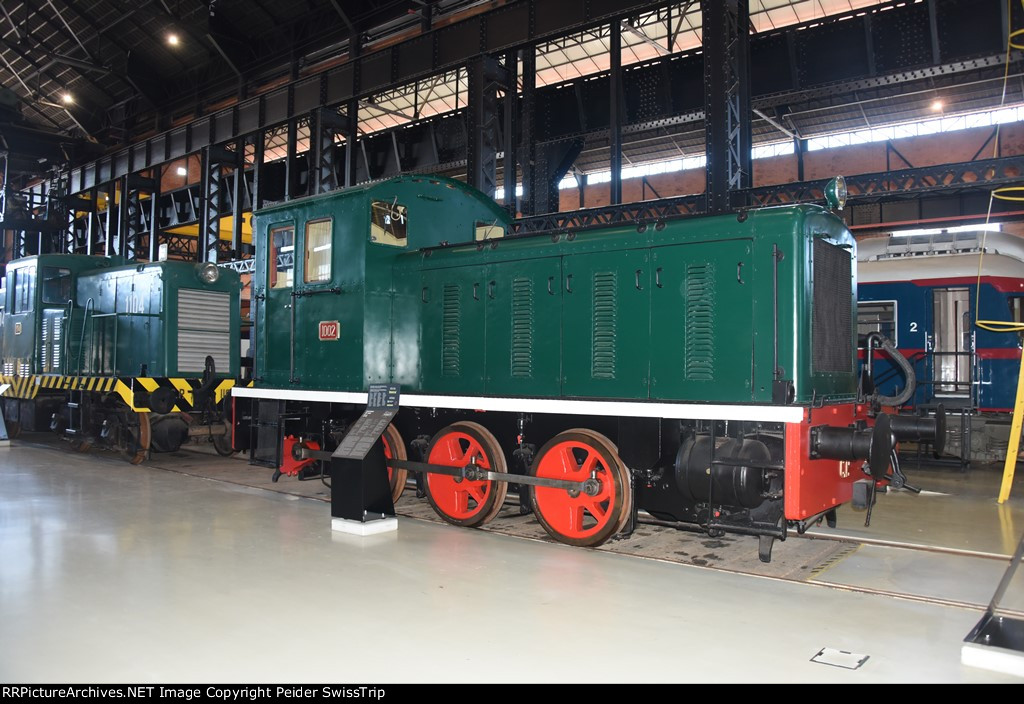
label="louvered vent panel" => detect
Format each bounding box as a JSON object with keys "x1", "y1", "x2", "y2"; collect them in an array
[
  {"x1": 441, "y1": 284, "x2": 461, "y2": 377},
  {"x1": 510, "y1": 278, "x2": 534, "y2": 378},
  {"x1": 52, "y1": 318, "x2": 61, "y2": 372},
  {"x1": 592, "y1": 271, "x2": 617, "y2": 379},
  {"x1": 812, "y1": 239, "x2": 853, "y2": 373},
  {"x1": 178, "y1": 289, "x2": 231, "y2": 374},
  {"x1": 685, "y1": 263, "x2": 715, "y2": 381},
  {"x1": 41, "y1": 319, "x2": 49, "y2": 370}
]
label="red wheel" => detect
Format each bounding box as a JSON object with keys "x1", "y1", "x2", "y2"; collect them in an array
[
  {"x1": 381, "y1": 423, "x2": 408, "y2": 503},
  {"x1": 574, "y1": 429, "x2": 632, "y2": 535},
  {"x1": 424, "y1": 421, "x2": 508, "y2": 527},
  {"x1": 530, "y1": 430, "x2": 628, "y2": 547}
]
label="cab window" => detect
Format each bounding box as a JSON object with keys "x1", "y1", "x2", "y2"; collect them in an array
[
  {"x1": 304, "y1": 218, "x2": 333, "y2": 283},
  {"x1": 370, "y1": 201, "x2": 408, "y2": 247},
  {"x1": 269, "y1": 225, "x2": 295, "y2": 289},
  {"x1": 475, "y1": 220, "x2": 504, "y2": 241},
  {"x1": 11, "y1": 266, "x2": 36, "y2": 314},
  {"x1": 41, "y1": 267, "x2": 72, "y2": 305}
]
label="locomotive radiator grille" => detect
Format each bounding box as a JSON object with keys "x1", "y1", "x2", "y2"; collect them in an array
[
  {"x1": 510, "y1": 278, "x2": 534, "y2": 378},
  {"x1": 592, "y1": 271, "x2": 617, "y2": 380},
  {"x1": 441, "y1": 284, "x2": 461, "y2": 377},
  {"x1": 177, "y1": 289, "x2": 232, "y2": 374},
  {"x1": 812, "y1": 238, "x2": 853, "y2": 373},
  {"x1": 685, "y1": 263, "x2": 715, "y2": 381}
]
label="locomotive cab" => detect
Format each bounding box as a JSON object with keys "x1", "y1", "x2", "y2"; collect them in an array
[
  {"x1": 0, "y1": 254, "x2": 120, "y2": 379},
  {"x1": 252, "y1": 176, "x2": 511, "y2": 391}
]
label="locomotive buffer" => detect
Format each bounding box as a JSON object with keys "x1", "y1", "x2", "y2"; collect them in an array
[{"x1": 330, "y1": 384, "x2": 400, "y2": 535}]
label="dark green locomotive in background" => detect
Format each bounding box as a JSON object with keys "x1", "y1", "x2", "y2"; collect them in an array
[
  {"x1": 236, "y1": 175, "x2": 917, "y2": 558},
  {"x1": 0, "y1": 255, "x2": 241, "y2": 462}
]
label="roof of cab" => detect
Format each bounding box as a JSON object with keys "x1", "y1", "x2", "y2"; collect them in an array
[{"x1": 253, "y1": 174, "x2": 511, "y2": 224}]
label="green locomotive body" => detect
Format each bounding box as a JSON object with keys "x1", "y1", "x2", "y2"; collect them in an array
[
  {"x1": 238, "y1": 175, "x2": 910, "y2": 558},
  {"x1": 253, "y1": 176, "x2": 854, "y2": 406},
  {"x1": 1, "y1": 254, "x2": 241, "y2": 461}
]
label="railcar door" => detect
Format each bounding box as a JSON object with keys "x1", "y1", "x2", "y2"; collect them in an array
[
  {"x1": 649, "y1": 240, "x2": 754, "y2": 402},
  {"x1": 930, "y1": 287, "x2": 973, "y2": 399},
  {"x1": 420, "y1": 265, "x2": 487, "y2": 395},
  {"x1": 261, "y1": 221, "x2": 296, "y2": 383},
  {"x1": 484, "y1": 257, "x2": 563, "y2": 397},
  {"x1": 561, "y1": 249, "x2": 651, "y2": 399}
]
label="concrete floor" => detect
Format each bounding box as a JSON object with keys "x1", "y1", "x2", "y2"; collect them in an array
[{"x1": 1, "y1": 443, "x2": 1021, "y2": 683}]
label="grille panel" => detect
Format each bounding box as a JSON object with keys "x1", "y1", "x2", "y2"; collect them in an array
[
  {"x1": 592, "y1": 271, "x2": 617, "y2": 380},
  {"x1": 812, "y1": 239, "x2": 853, "y2": 373},
  {"x1": 178, "y1": 289, "x2": 231, "y2": 374},
  {"x1": 685, "y1": 263, "x2": 715, "y2": 381},
  {"x1": 441, "y1": 284, "x2": 461, "y2": 377},
  {"x1": 510, "y1": 278, "x2": 534, "y2": 379}
]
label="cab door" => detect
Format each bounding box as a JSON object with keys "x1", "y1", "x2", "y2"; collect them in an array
[
  {"x1": 291, "y1": 216, "x2": 360, "y2": 389},
  {"x1": 260, "y1": 221, "x2": 296, "y2": 383}
]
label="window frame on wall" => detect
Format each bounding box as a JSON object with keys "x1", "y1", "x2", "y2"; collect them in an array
[
  {"x1": 304, "y1": 217, "x2": 334, "y2": 284},
  {"x1": 857, "y1": 299, "x2": 897, "y2": 346}
]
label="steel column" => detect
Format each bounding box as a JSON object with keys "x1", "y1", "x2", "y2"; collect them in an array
[
  {"x1": 609, "y1": 21, "x2": 623, "y2": 206},
  {"x1": 285, "y1": 119, "x2": 298, "y2": 201},
  {"x1": 466, "y1": 55, "x2": 505, "y2": 198},
  {"x1": 252, "y1": 132, "x2": 265, "y2": 211},
  {"x1": 149, "y1": 168, "x2": 160, "y2": 261},
  {"x1": 104, "y1": 181, "x2": 115, "y2": 257},
  {"x1": 703, "y1": 0, "x2": 752, "y2": 214},
  {"x1": 200, "y1": 146, "x2": 235, "y2": 263},
  {"x1": 502, "y1": 50, "x2": 518, "y2": 216},
  {"x1": 312, "y1": 108, "x2": 345, "y2": 195},
  {"x1": 519, "y1": 48, "x2": 537, "y2": 216}
]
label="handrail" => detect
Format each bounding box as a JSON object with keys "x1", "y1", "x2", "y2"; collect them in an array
[
  {"x1": 76, "y1": 298, "x2": 94, "y2": 377},
  {"x1": 62, "y1": 299, "x2": 73, "y2": 376}
]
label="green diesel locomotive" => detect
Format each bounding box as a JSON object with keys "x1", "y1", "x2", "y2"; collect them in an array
[
  {"x1": 0, "y1": 255, "x2": 241, "y2": 462},
  {"x1": 233, "y1": 175, "x2": 936, "y2": 559}
]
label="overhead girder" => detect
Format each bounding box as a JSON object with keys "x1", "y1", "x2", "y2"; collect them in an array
[{"x1": 65, "y1": 0, "x2": 1015, "y2": 197}]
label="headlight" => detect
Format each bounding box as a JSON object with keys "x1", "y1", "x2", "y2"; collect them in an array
[
  {"x1": 824, "y1": 176, "x2": 848, "y2": 211},
  {"x1": 197, "y1": 262, "x2": 220, "y2": 284}
]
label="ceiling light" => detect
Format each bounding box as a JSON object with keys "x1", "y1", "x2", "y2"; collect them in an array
[
  {"x1": 167, "y1": 33, "x2": 180, "y2": 46},
  {"x1": 931, "y1": 99, "x2": 943, "y2": 111},
  {"x1": 176, "y1": 167, "x2": 187, "y2": 176},
  {"x1": 61, "y1": 93, "x2": 73, "y2": 104}
]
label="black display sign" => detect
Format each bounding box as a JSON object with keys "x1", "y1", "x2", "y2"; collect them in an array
[{"x1": 332, "y1": 384, "x2": 400, "y2": 460}]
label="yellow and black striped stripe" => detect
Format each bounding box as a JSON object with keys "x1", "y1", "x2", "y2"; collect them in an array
[{"x1": 0, "y1": 375, "x2": 239, "y2": 412}]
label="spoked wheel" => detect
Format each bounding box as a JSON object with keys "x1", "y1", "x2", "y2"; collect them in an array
[
  {"x1": 575, "y1": 429, "x2": 632, "y2": 536},
  {"x1": 118, "y1": 411, "x2": 152, "y2": 465},
  {"x1": 381, "y1": 423, "x2": 408, "y2": 503},
  {"x1": 424, "y1": 421, "x2": 508, "y2": 527},
  {"x1": 530, "y1": 429, "x2": 629, "y2": 547}
]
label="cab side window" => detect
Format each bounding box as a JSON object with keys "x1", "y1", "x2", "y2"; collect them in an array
[
  {"x1": 269, "y1": 225, "x2": 295, "y2": 289},
  {"x1": 370, "y1": 201, "x2": 408, "y2": 247},
  {"x1": 304, "y1": 218, "x2": 333, "y2": 283},
  {"x1": 41, "y1": 267, "x2": 72, "y2": 305},
  {"x1": 11, "y1": 267, "x2": 35, "y2": 314}
]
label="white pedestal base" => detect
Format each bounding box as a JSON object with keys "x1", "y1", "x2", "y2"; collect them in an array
[
  {"x1": 331, "y1": 516, "x2": 398, "y2": 536},
  {"x1": 962, "y1": 642, "x2": 1024, "y2": 678}
]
